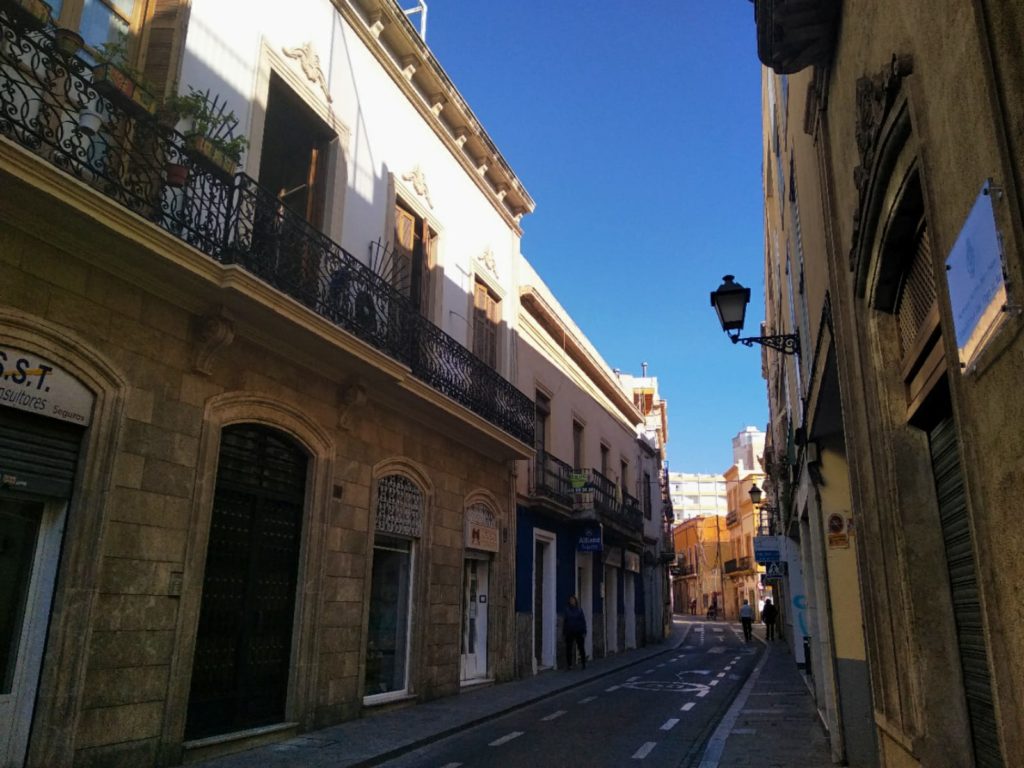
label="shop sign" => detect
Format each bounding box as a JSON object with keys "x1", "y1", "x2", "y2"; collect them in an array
[
  {"x1": 945, "y1": 181, "x2": 1009, "y2": 370},
  {"x1": 465, "y1": 505, "x2": 498, "y2": 552},
  {"x1": 624, "y1": 550, "x2": 641, "y2": 573},
  {"x1": 753, "y1": 535, "x2": 780, "y2": 563},
  {"x1": 827, "y1": 513, "x2": 849, "y2": 549},
  {"x1": 577, "y1": 524, "x2": 603, "y2": 552},
  {"x1": 603, "y1": 545, "x2": 623, "y2": 568},
  {"x1": 0, "y1": 347, "x2": 93, "y2": 425}
]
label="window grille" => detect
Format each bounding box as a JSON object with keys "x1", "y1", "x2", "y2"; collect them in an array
[
  {"x1": 375, "y1": 474, "x2": 423, "y2": 537},
  {"x1": 895, "y1": 227, "x2": 936, "y2": 356}
]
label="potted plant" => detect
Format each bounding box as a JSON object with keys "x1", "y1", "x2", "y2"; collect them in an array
[
  {"x1": 167, "y1": 86, "x2": 248, "y2": 181},
  {"x1": 91, "y1": 34, "x2": 157, "y2": 115},
  {"x1": 2, "y1": 0, "x2": 53, "y2": 28},
  {"x1": 53, "y1": 26, "x2": 84, "y2": 57}
]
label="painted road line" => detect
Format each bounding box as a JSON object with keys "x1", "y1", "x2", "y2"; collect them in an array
[
  {"x1": 697, "y1": 637, "x2": 770, "y2": 768},
  {"x1": 661, "y1": 718, "x2": 680, "y2": 731},
  {"x1": 716, "y1": 672, "x2": 726, "y2": 678},
  {"x1": 489, "y1": 731, "x2": 524, "y2": 747},
  {"x1": 632, "y1": 742, "x2": 657, "y2": 759},
  {"x1": 606, "y1": 685, "x2": 621, "y2": 692},
  {"x1": 628, "y1": 676, "x2": 640, "y2": 681},
  {"x1": 439, "y1": 763, "x2": 462, "y2": 768},
  {"x1": 644, "y1": 669, "x2": 655, "y2": 675},
  {"x1": 681, "y1": 702, "x2": 696, "y2": 712},
  {"x1": 579, "y1": 696, "x2": 597, "y2": 703},
  {"x1": 710, "y1": 680, "x2": 719, "y2": 687},
  {"x1": 541, "y1": 710, "x2": 567, "y2": 721},
  {"x1": 697, "y1": 690, "x2": 709, "y2": 698}
]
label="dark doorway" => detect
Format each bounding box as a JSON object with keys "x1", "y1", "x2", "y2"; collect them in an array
[{"x1": 185, "y1": 425, "x2": 308, "y2": 739}]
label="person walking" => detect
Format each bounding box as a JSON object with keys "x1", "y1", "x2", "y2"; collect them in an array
[
  {"x1": 762, "y1": 598, "x2": 778, "y2": 641},
  {"x1": 739, "y1": 599, "x2": 754, "y2": 642},
  {"x1": 564, "y1": 595, "x2": 587, "y2": 669}
]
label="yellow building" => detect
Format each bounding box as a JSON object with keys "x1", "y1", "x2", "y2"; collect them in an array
[
  {"x1": 670, "y1": 515, "x2": 728, "y2": 616},
  {"x1": 752, "y1": 1, "x2": 1024, "y2": 765},
  {"x1": 722, "y1": 463, "x2": 765, "y2": 621}
]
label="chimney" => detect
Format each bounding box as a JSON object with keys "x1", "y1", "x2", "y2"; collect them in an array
[{"x1": 641, "y1": 361, "x2": 648, "y2": 376}]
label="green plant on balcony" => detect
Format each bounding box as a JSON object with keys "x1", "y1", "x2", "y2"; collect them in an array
[
  {"x1": 166, "y1": 86, "x2": 248, "y2": 182},
  {"x1": 91, "y1": 33, "x2": 157, "y2": 116}
]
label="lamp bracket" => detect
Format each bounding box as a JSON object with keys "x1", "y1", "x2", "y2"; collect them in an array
[{"x1": 728, "y1": 331, "x2": 800, "y2": 356}]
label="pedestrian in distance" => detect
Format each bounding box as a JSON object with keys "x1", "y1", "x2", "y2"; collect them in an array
[
  {"x1": 739, "y1": 599, "x2": 754, "y2": 642},
  {"x1": 564, "y1": 594, "x2": 587, "y2": 670},
  {"x1": 690, "y1": 598, "x2": 697, "y2": 616},
  {"x1": 762, "y1": 598, "x2": 778, "y2": 641}
]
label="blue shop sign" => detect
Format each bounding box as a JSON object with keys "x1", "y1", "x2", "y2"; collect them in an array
[{"x1": 577, "y1": 525, "x2": 603, "y2": 552}]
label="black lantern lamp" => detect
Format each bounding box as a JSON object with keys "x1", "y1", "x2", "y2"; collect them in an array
[
  {"x1": 748, "y1": 482, "x2": 763, "y2": 505},
  {"x1": 710, "y1": 275, "x2": 800, "y2": 356}
]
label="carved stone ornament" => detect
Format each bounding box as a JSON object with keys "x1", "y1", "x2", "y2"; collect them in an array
[
  {"x1": 402, "y1": 165, "x2": 434, "y2": 209},
  {"x1": 478, "y1": 247, "x2": 498, "y2": 279},
  {"x1": 849, "y1": 54, "x2": 913, "y2": 271},
  {"x1": 282, "y1": 42, "x2": 333, "y2": 104},
  {"x1": 192, "y1": 311, "x2": 235, "y2": 375},
  {"x1": 337, "y1": 381, "x2": 367, "y2": 431}
]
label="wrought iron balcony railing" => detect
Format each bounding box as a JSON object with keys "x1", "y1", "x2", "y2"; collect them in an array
[
  {"x1": 725, "y1": 510, "x2": 739, "y2": 527},
  {"x1": 0, "y1": 11, "x2": 534, "y2": 446},
  {"x1": 531, "y1": 449, "x2": 573, "y2": 507},
  {"x1": 724, "y1": 556, "x2": 753, "y2": 574},
  {"x1": 724, "y1": 558, "x2": 739, "y2": 574},
  {"x1": 587, "y1": 469, "x2": 642, "y2": 535}
]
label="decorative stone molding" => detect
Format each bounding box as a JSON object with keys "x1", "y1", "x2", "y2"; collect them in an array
[
  {"x1": 192, "y1": 310, "x2": 235, "y2": 375},
  {"x1": 428, "y1": 93, "x2": 446, "y2": 116},
  {"x1": 478, "y1": 247, "x2": 499, "y2": 280},
  {"x1": 849, "y1": 54, "x2": 914, "y2": 272},
  {"x1": 400, "y1": 54, "x2": 418, "y2": 79},
  {"x1": 454, "y1": 126, "x2": 470, "y2": 147},
  {"x1": 401, "y1": 165, "x2": 434, "y2": 209},
  {"x1": 282, "y1": 42, "x2": 333, "y2": 104},
  {"x1": 476, "y1": 157, "x2": 491, "y2": 176},
  {"x1": 337, "y1": 381, "x2": 368, "y2": 431},
  {"x1": 368, "y1": 9, "x2": 386, "y2": 38},
  {"x1": 495, "y1": 183, "x2": 509, "y2": 201}
]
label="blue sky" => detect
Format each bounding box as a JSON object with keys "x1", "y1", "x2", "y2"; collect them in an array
[{"x1": 425, "y1": 2, "x2": 767, "y2": 473}]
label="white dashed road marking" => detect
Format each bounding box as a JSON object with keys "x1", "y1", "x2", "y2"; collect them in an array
[
  {"x1": 489, "y1": 732, "x2": 524, "y2": 747},
  {"x1": 697, "y1": 690, "x2": 709, "y2": 698},
  {"x1": 579, "y1": 696, "x2": 596, "y2": 703},
  {"x1": 716, "y1": 672, "x2": 726, "y2": 678},
  {"x1": 632, "y1": 742, "x2": 657, "y2": 759},
  {"x1": 710, "y1": 680, "x2": 720, "y2": 687},
  {"x1": 541, "y1": 710, "x2": 566, "y2": 721},
  {"x1": 628, "y1": 676, "x2": 640, "y2": 682},
  {"x1": 440, "y1": 763, "x2": 462, "y2": 768},
  {"x1": 660, "y1": 718, "x2": 679, "y2": 731},
  {"x1": 681, "y1": 702, "x2": 695, "y2": 711},
  {"x1": 606, "y1": 685, "x2": 621, "y2": 692}
]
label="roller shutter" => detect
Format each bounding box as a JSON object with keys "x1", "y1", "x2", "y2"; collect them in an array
[{"x1": 0, "y1": 409, "x2": 83, "y2": 498}]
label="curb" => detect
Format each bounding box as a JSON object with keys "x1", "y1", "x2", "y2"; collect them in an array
[{"x1": 352, "y1": 623, "x2": 695, "y2": 767}]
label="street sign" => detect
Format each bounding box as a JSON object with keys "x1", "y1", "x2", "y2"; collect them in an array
[
  {"x1": 754, "y1": 534, "x2": 781, "y2": 563},
  {"x1": 764, "y1": 561, "x2": 788, "y2": 578},
  {"x1": 577, "y1": 524, "x2": 603, "y2": 552}
]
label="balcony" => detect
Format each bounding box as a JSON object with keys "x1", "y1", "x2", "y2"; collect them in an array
[
  {"x1": 753, "y1": 0, "x2": 841, "y2": 74},
  {"x1": 0, "y1": 12, "x2": 533, "y2": 446},
  {"x1": 530, "y1": 449, "x2": 573, "y2": 507},
  {"x1": 726, "y1": 510, "x2": 739, "y2": 527},
  {"x1": 587, "y1": 469, "x2": 642, "y2": 535},
  {"x1": 724, "y1": 556, "x2": 753, "y2": 575}
]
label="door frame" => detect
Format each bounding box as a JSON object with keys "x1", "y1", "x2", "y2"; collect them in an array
[
  {"x1": 460, "y1": 555, "x2": 490, "y2": 683},
  {"x1": 532, "y1": 529, "x2": 556, "y2": 671},
  {"x1": 164, "y1": 394, "x2": 334, "y2": 758},
  {"x1": 0, "y1": 496, "x2": 66, "y2": 768},
  {"x1": 623, "y1": 571, "x2": 636, "y2": 649},
  {"x1": 605, "y1": 565, "x2": 619, "y2": 654},
  {"x1": 575, "y1": 552, "x2": 594, "y2": 660}
]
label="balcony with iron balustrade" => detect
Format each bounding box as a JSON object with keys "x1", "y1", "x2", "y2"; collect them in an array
[
  {"x1": 724, "y1": 555, "x2": 753, "y2": 575},
  {"x1": 528, "y1": 449, "x2": 574, "y2": 510},
  {"x1": 0, "y1": 11, "x2": 534, "y2": 450},
  {"x1": 587, "y1": 468, "x2": 642, "y2": 537}
]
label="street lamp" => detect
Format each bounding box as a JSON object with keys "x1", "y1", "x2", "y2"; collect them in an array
[{"x1": 710, "y1": 275, "x2": 800, "y2": 356}]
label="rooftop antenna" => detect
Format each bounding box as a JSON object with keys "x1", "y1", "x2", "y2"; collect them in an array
[
  {"x1": 403, "y1": 0, "x2": 428, "y2": 41},
  {"x1": 641, "y1": 361, "x2": 648, "y2": 376}
]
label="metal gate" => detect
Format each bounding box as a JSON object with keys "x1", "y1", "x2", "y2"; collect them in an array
[
  {"x1": 929, "y1": 417, "x2": 1003, "y2": 767},
  {"x1": 186, "y1": 425, "x2": 308, "y2": 739}
]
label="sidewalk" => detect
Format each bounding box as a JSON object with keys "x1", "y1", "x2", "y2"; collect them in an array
[
  {"x1": 193, "y1": 619, "x2": 694, "y2": 768},
  {"x1": 699, "y1": 625, "x2": 833, "y2": 768}
]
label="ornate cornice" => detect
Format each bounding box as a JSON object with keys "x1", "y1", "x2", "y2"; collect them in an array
[
  {"x1": 849, "y1": 54, "x2": 914, "y2": 273},
  {"x1": 282, "y1": 42, "x2": 333, "y2": 104}
]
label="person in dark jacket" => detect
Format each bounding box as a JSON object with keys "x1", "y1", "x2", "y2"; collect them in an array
[
  {"x1": 564, "y1": 595, "x2": 587, "y2": 669},
  {"x1": 762, "y1": 598, "x2": 778, "y2": 641}
]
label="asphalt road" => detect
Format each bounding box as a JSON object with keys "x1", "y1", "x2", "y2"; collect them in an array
[{"x1": 378, "y1": 622, "x2": 763, "y2": 768}]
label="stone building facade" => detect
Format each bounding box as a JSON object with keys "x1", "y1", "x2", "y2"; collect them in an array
[
  {"x1": 0, "y1": 0, "x2": 538, "y2": 765},
  {"x1": 753, "y1": 1, "x2": 1024, "y2": 765}
]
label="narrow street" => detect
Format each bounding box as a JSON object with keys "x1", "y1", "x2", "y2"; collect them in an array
[{"x1": 378, "y1": 623, "x2": 760, "y2": 768}]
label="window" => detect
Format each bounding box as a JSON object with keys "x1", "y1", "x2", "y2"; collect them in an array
[
  {"x1": 51, "y1": 0, "x2": 138, "y2": 52},
  {"x1": 572, "y1": 420, "x2": 584, "y2": 469},
  {"x1": 393, "y1": 202, "x2": 436, "y2": 318},
  {"x1": 472, "y1": 280, "x2": 500, "y2": 369},
  {"x1": 535, "y1": 392, "x2": 550, "y2": 455},
  {"x1": 600, "y1": 444, "x2": 609, "y2": 477},
  {"x1": 643, "y1": 472, "x2": 652, "y2": 520},
  {"x1": 620, "y1": 459, "x2": 629, "y2": 493},
  {"x1": 366, "y1": 475, "x2": 424, "y2": 699}
]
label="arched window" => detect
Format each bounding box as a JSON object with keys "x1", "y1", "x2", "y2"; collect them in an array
[{"x1": 365, "y1": 474, "x2": 424, "y2": 700}]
